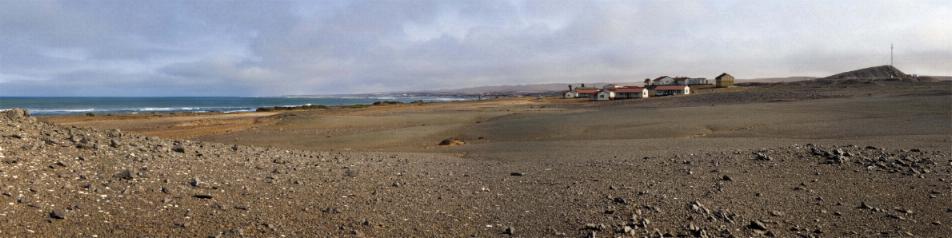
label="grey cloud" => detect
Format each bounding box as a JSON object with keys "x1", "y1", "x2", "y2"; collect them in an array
[{"x1": 1, "y1": 0, "x2": 949, "y2": 96}]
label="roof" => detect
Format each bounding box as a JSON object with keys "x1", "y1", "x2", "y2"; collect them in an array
[
  {"x1": 610, "y1": 86, "x2": 646, "y2": 93},
  {"x1": 716, "y1": 73, "x2": 733, "y2": 79},
  {"x1": 654, "y1": 85, "x2": 689, "y2": 91},
  {"x1": 575, "y1": 89, "x2": 599, "y2": 94},
  {"x1": 653, "y1": 76, "x2": 672, "y2": 81}
]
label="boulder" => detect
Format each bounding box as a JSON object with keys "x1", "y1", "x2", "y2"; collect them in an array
[
  {"x1": 438, "y1": 137, "x2": 465, "y2": 146},
  {"x1": 1, "y1": 108, "x2": 29, "y2": 121}
]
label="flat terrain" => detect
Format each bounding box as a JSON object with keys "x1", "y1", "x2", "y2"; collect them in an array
[{"x1": 5, "y1": 80, "x2": 951, "y2": 237}]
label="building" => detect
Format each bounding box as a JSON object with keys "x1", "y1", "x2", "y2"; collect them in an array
[
  {"x1": 563, "y1": 91, "x2": 577, "y2": 98},
  {"x1": 715, "y1": 73, "x2": 734, "y2": 88},
  {"x1": 653, "y1": 85, "x2": 691, "y2": 96},
  {"x1": 652, "y1": 76, "x2": 675, "y2": 85},
  {"x1": 574, "y1": 88, "x2": 599, "y2": 98},
  {"x1": 668, "y1": 77, "x2": 708, "y2": 85},
  {"x1": 595, "y1": 90, "x2": 614, "y2": 101},
  {"x1": 685, "y1": 77, "x2": 710, "y2": 85},
  {"x1": 612, "y1": 86, "x2": 649, "y2": 99}
]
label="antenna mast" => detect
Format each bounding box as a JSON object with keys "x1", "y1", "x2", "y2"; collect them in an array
[{"x1": 890, "y1": 43, "x2": 894, "y2": 66}]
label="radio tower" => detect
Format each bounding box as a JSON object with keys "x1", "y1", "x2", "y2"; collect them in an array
[{"x1": 890, "y1": 43, "x2": 894, "y2": 66}]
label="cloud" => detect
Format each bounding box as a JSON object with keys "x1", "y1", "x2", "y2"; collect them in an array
[{"x1": 1, "y1": 0, "x2": 949, "y2": 96}]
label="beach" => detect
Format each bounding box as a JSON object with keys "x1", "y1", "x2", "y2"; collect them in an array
[{"x1": 3, "y1": 80, "x2": 951, "y2": 237}]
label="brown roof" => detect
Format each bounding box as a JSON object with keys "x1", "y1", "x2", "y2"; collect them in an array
[
  {"x1": 654, "y1": 85, "x2": 689, "y2": 91},
  {"x1": 610, "y1": 86, "x2": 646, "y2": 93}
]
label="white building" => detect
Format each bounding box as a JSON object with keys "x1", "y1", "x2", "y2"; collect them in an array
[
  {"x1": 652, "y1": 85, "x2": 691, "y2": 96},
  {"x1": 612, "y1": 86, "x2": 649, "y2": 99},
  {"x1": 653, "y1": 76, "x2": 675, "y2": 85},
  {"x1": 596, "y1": 90, "x2": 615, "y2": 101}
]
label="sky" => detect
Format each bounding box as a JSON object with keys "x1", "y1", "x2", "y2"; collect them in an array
[{"x1": 0, "y1": 0, "x2": 949, "y2": 96}]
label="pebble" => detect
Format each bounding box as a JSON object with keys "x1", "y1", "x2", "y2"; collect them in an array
[
  {"x1": 503, "y1": 226, "x2": 514, "y2": 235},
  {"x1": 189, "y1": 177, "x2": 206, "y2": 188},
  {"x1": 510, "y1": 172, "x2": 526, "y2": 176},
  {"x1": 584, "y1": 223, "x2": 602, "y2": 230},
  {"x1": 49, "y1": 209, "x2": 66, "y2": 220},
  {"x1": 193, "y1": 194, "x2": 213, "y2": 199},
  {"x1": 171, "y1": 144, "x2": 186, "y2": 153},
  {"x1": 344, "y1": 168, "x2": 359, "y2": 177},
  {"x1": 613, "y1": 197, "x2": 628, "y2": 204},
  {"x1": 748, "y1": 220, "x2": 768, "y2": 231}
]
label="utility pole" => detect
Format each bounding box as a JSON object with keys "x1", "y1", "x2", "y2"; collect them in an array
[{"x1": 890, "y1": 43, "x2": 894, "y2": 66}]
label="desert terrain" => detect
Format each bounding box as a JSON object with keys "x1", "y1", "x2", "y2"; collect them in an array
[{"x1": 4, "y1": 79, "x2": 952, "y2": 237}]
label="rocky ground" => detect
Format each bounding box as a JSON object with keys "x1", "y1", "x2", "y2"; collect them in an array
[{"x1": 2, "y1": 107, "x2": 951, "y2": 237}]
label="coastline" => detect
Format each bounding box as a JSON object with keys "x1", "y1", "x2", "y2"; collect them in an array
[{"x1": 3, "y1": 80, "x2": 951, "y2": 237}]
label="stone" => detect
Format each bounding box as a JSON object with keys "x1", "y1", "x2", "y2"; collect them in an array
[
  {"x1": 114, "y1": 169, "x2": 134, "y2": 180},
  {"x1": 722, "y1": 175, "x2": 734, "y2": 181},
  {"x1": 747, "y1": 220, "x2": 768, "y2": 231},
  {"x1": 584, "y1": 223, "x2": 601, "y2": 230},
  {"x1": 49, "y1": 209, "x2": 65, "y2": 219},
  {"x1": 189, "y1": 178, "x2": 202, "y2": 187},
  {"x1": 344, "y1": 168, "x2": 359, "y2": 177},
  {"x1": 172, "y1": 143, "x2": 186, "y2": 153},
  {"x1": 510, "y1": 172, "x2": 526, "y2": 176},
  {"x1": 503, "y1": 226, "x2": 515, "y2": 235},
  {"x1": 438, "y1": 137, "x2": 465, "y2": 146},
  {"x1": 613, "y1": 197, "x2": 628, "y2": 204},
  {"x1": 1, "y1": 108, "x2": 29, "y2": 121},
  {"x1": 193, "y1": 194, "x2": 213, "y2": 199},
  {"x1": 754, "y1": 152, "x2": 771, "y2": 161}
]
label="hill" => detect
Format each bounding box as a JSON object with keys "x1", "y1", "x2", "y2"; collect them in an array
[
  {"x1": 823, "y1": 65, "x2": 910, "y2": 80},
  {"x1": 739, "y1": 76, "x2": 816, "y2": 83}
]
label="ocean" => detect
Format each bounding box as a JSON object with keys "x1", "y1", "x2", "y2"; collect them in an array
[{"x1": 0, "y1": 96, "x2": 469, "y2": 115}]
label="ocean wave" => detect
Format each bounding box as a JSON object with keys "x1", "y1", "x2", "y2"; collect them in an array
[
  {"x1": 223, "y1": 109, "x2": 254, "y2": 113},
  {"x1": 31, "y1": 108, "x2": 98, "y2": 113},
  {"x1": 138, "y1": 107, "x2": 197, "y2": 111}
]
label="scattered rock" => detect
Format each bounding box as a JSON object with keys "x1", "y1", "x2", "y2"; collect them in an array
[
  {"x1": 1, "y1": 108, "x2": 30, "y2": 121},
  {"x1": 613, "y1": 197, "x2": 628, "y2": 204},
  {"x1": 193, "y1": 194, "x2": 213, "y2": 199},
  {"x1": 438, "y1": 137, "x2": 465, "y2": 146},
  {"x1": 189, "y1": 178, "x2": 203, "y2": 187},
  {"x1": 49, "y1": 209, "x2": 65, "y2": 220},
  {"x1": 503, "y1": 226, "x2": 515, "y2": 235},
  {"x1": 747, "y1": 220, "x2": 768, "y2": 231},
  {"x1": 171, "y1": 143, "x2": 186, "y2": 153},
  {"x1": 344, "y1": 168, "x2": 359, "y2": 177},
  {"x1": 584, "y1": 223, "x2": 602, "y2": 230},
  {"x1": 510, "y1": 172, "x2": 526, "y2": 176},
  {"x1": 114, "y1": 169, "x2": 134, "y2": 180}
]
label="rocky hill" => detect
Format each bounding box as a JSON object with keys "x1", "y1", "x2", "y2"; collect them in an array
[{"x1": 823, "y1": 65, "x2": 911, "y2": 81}]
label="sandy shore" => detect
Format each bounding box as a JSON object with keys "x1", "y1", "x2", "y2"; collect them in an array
[{"x1": 4, "y1": 80, "x2": 950, "y2": 237}]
